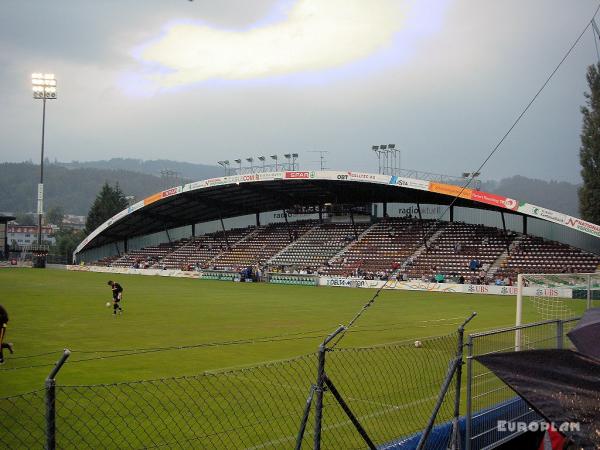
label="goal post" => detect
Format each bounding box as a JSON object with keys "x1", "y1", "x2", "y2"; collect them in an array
[{"x1": 515, "y1": 272, "x2": 600, "y2": 350}]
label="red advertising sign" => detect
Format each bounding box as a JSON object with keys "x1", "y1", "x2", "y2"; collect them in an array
[
  {"x1": 161, "y1": 187, "x2": 179, "y2": 198},
  {"x1": 470, "y1": 190, "x2": 518, "y2": 210},
  {"x1": 285, "y1": 171, "x2": 310, "y2": 179}
]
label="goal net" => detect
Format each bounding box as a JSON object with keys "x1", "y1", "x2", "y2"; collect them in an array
[{"x1": 516, "y1": 272, "x2": 600, "y2": 325}]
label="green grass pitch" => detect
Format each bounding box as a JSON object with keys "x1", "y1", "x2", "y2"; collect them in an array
[
  {"x1": 0, "y1": 268, "x2": 587, "y2": 448},
  {"x1": 0, "y1": 268, "x2": 576, "y2": 397}
]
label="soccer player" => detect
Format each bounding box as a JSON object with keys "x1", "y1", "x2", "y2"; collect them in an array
[
  {"x1": 107, "y1": 280, "x2": 124, "y2": 316},
  {"x1": 0, "y1": 304, "x2": 14, "y2": 364}
]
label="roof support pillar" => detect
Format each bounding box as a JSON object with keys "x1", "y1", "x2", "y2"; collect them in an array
[
  {"x1": 114, "y1": 242, "x2": 121, "y2": 257},
  {"x1": 523, "y1": 215, "x2": 527, "y2": 235},
  {"x1": 500, "y1": 211, "x2": 510, "y2": 255},
  {"x1": 283, "y1": 210, "x2": 293, "y2": 241},
  {"x1": 219, "y1": 212, "x2": 230, "y2": 250},
  {"x1": 450, "y1": 205, "x2": 454, "y2": 222},
  {"x1": 383, "y1": 202, "x2": 388, "y2": 218},
  {"x1": 256, "y1": 212, "x2": 261, "y2": 227},
  {"x1": 192, "y1": 223, "x2": 196, "y2": 237},
  {"x1": 164, "y1": 227, "x2": 172, "y2": 244},
  {"x1": 318, "y1": 205, "x2": 323, "y2": 223},
  {"x1": 123, "y1": 238, "x2": 128, "y2": 253},
  {"x1": 350, "y1": 208, "x2": 358, "y2": 240},
  {"x1": 416, "y1": 202, "x2": 428, "y2": 250}
]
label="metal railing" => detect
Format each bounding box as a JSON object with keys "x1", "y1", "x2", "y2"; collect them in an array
[{"x1": 465, "y1": 317, "x2": 580, "y2": 450}]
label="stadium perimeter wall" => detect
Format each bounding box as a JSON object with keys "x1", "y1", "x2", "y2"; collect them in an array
[
  {"x1": 76, "y1": 203, "x2": 600, "y2": 264},
  {"x1": 65, "y1": 265, "x2": 574, "y2": 298}
]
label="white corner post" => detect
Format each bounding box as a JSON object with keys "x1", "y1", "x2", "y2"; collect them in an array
[{"x1": 515, "y1": 273, "x2": 523, "y2": 351}]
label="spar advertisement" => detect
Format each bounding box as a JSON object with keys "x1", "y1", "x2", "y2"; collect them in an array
[{"x1": 75, "y1": 170, "x2": 600, "y2": 256}]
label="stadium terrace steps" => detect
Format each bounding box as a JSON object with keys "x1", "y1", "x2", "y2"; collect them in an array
[
  {"x1": 209, "y1": 220, "x2": 318, "y2": 270},
  {"x1": 267, "y1": 222, "x2": 371, "y2": 270},
  {"x1": 405, "y1": 222, "x2": 517, "y2": 281},
  {"x1": 324, "y1": 221, "x2": 379, "y2": 266},
  {"x1": 147, "y1": 227, "x2": 255, "y2": 270},
  {"x1": 494, "y1": 234, "x2": 600, "y2": 279},
  {"x1": 399, "y1": 224, "x2": 446, "y2": 273},
  {"x1": 93, "y1": 219, "x2": 600, "y2": 281},
  {"x1": 486, "y1": 234, "x2": 527, "y2": 280},
  {"x1": 320, "y1": 218, "x2": 440, "y2": 277}
]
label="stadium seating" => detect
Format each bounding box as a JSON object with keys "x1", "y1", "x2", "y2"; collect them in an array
[
  {"x1": 267, "y1": 222, "x2": 371, "y2": 270},
  {"x1": 320, "y1": 218, "x2": 439, "y2": 278},
  {"x1": 210, "y1": 220, "x2": 318, "y2": 270},
  {"x1": 93, "y1": 219, "x2": 600, "y2": 283},
  {"x1": 494, "y1": 235, "x2": 600, "y2": 279},
  {"x1": 111, "y1": 241, "x2": 182, "y2": 268},
  {"x1": 404, "y1": 221, "x2": 515, "y2": 281},
  {"x1": 159, "y1": 227, "x2": 255, "y2": 269}
]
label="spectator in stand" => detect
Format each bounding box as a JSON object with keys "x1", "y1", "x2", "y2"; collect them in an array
[{"x1": 458, "y1": 275, "x2": 465, "y2": 284}]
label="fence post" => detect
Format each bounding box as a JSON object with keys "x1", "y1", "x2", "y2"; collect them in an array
[
  {"x1": 556, "y1": 320, "x2": 564, "y2": 350},
  {"x1": 45, "y1": 349, "x2": 70, "y2": 450},
  {"x1": 465, "y1": 335, "x2": 474, "y2": 450},
  {"x1": 417, "y1": 312, "x2": 476, "y2": 450},
  {"x1": 313, "y1": 326, "x2": 345, "y2": 450},
  {"x1": 587, "y1": 274, "x2": 592, "y2": 310}
]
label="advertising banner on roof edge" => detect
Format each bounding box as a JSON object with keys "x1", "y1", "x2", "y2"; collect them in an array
[
  {"x1": 429, "y1": 181, "x2": 473, "y2": 199},
  {"x1": 74, "y1": 171, "x2": 600, "y2": 256},
  {"x1": 520, "y1": 202, "x2": 600, "y2": 237},
  {"x1": 471, "y1": 190, "x2": 518, "y2": 210}
]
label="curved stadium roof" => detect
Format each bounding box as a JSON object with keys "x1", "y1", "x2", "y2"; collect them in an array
[{"x1": 75, "y1": 170, "x2": 600, "y2": 256}]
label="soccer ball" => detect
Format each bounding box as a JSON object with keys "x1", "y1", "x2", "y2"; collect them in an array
[
  {"x1": 414, "y1": 340, "x2": 423, "y2": 348},
  {"x1": 106, "y1": 302, "x2": 111, "y2": 307}
]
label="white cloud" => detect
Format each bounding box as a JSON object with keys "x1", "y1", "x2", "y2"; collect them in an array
[{"x1": 137, "y1": 0, "x2": 404, "y2": 87}]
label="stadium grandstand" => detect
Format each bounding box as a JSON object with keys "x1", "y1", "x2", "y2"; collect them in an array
[{"x1": 73, "y1": 170, "x2": 600, "y2": 287}]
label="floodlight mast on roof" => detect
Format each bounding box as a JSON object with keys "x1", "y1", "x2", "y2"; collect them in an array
[
  {"x1": 270, "y1": 155, "x2": 278, "y2": 171},
  {"x1": 258, "y1": 156, "x2": 266, "y2": 171},
  {"x1": 234, "y1": 159, "x2": 242, "y2": 175},
  {"x1": 284, "y1": 153, "x2": 292, "y2": 170},
  {"x1": 372, "y1": 146, "x2": 381, "y2": 174},
  {"x1": 246, "y1": 157, "x2": 254, "y2": 173},
  {"x1": 217, "y1": 160, "x2": 230, "y2": 176},
  {"x1": 379, "y1": 145, "x2": 388, "y2": 175},
  {"x1": 31, "y1": 73, "x2": 57, "y2": 260},
  {"x1": 291, "y1": 153, "x2": 299, "y2": 171}
]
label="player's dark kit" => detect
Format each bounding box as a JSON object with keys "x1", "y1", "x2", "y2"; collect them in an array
[
  {"x1": 0, "y1": 304, "x2": 14, "y2": 364},
  {"x1": 107, "y1": 281, "x2": 124, "y2": 316}
]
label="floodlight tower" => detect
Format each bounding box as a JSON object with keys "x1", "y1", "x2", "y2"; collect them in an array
[
  {"x1": 218, "y1": 160, "x2": 230, "y2": 176},
  {"x1": 291, "y1": 153, "x2": 299, "y2": 170},
  {"x1": 388, "y1": 144, "x2": 397, "y2": 175},
  {"x1": 270, "y1": 155, "x2": 278, "y2": 171},
  {"x1": 284, "y1": 153, "x2": 292, "y2": 170},
  {"x1": 258, "y1": 156, "x2": 266, "y2": 171},
  {"x1": 234, "y1": 158, "x2": 242, "y2": 175},
  {"x1": 31, "y1": 73, "x2": 57, "y2": 249},
  {"x1": 372, "y1": 146, "x2": 381, "y2": 174},
  {"x1": 379, "y1": 145, "x2": 388, "y2": 174},
  {"x1": 246, "y1": 157, "x2": 254, "y2": 173}
]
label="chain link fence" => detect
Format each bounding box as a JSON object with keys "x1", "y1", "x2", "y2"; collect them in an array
[
  {"x1": 465, "y1": 317, "x2": 580, "y2": 450},
  {"x1": 0, "y1": 316, "x2": 583, "y2": 449},
  {"x1": 0, "y1": 333, "x2": 463, "y2": 449}
]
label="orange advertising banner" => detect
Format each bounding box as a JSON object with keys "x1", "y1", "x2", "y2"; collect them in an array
[
  {"x1": 429, "y1": 182, "x2": 473, "y2": 199},
  {"x1": 143, "y1": 192, "x2": 162, "y2": 206}
]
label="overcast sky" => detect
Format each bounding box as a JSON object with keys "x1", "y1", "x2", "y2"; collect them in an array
[{"x1": 1, "y1": 0, "x2": 599, "y2": 183}]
